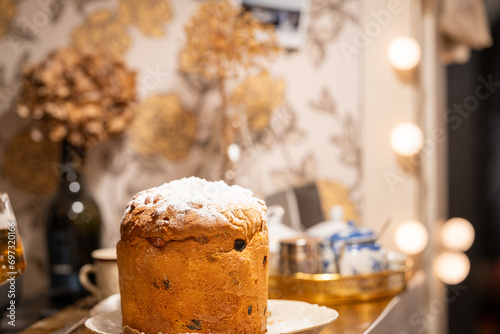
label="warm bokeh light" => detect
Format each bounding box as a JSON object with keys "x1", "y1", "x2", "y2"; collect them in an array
[
  {"x1": 390, "y1": 122, "x2": 424, "y2": 157},
  {"x1": 227, "y1": 143, "x2": 241, "y2": 162},
  {"x1": 394, "y1": 220, "x2": 429, "y2": 255},
  {"x1": 435, "y1": 251, "x2": 470, "y2": 285},
  {"x1": 387, "y1": 36, "x2": 422, "y2": 70},
  {"x1": 441, "y1": 217, "x2": 475, "y2": 252}
]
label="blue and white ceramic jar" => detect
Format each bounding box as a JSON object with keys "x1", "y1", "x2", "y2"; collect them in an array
[
  {"x1": 325, "y1": 223, "x2": 388, "y2": 275},
  {"x1": 337, "y1": 238, "x2": 388, "y2": 275}
]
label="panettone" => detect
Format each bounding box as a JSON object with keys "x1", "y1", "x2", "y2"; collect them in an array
[{"x1": 117, "y1": 177, "x2": 269, "y2": 334}]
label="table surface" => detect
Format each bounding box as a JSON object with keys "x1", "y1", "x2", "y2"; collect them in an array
[{"x1": 19, "y1": 296, "x2": 392, "y2": 334}]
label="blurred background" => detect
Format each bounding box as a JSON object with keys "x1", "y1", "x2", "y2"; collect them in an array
[
  {"x1": 447, "y1": 0, "x2": 500, "y2": 332},
  {"x1": 0, "y1": 0, "x2": 499, "y2": 333}
]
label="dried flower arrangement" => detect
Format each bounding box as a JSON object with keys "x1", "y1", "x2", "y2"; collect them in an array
[
  {"x1": 16, "y1": 47, "x2": 137, "y2": 150},
  {"x1": 180, "y1": 0, "x2": 280, "y2": 180},
  {"x1": 180, "y1": 0, "x2": 279, "y2": 80}
]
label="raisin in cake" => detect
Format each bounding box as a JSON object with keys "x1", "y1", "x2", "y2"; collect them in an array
[{"x1": 117, "y1": 177, "x2": 269, "y2": 333}]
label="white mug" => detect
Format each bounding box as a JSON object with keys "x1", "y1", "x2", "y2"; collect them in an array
[{"x1": 79, "y1": 247, "x2": 119, "y2": 300}]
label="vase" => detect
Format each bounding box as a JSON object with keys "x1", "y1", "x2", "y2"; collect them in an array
[{"x1": 46, "y1": 141, "x2": 102, "y2": 302}]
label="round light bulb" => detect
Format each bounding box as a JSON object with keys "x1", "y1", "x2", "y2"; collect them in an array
[
  {"x1": 394, "y1": 220, "x2": 429, "y2": 255},
  {"x1": 387, "y1": 36, "x2": 422, "y2": 70},
  {"x1": 390, "y1": 122, "x2": 424, "y2": 157},
  {"x1": 441, "y1": 218, "x2": 475, "y2": 252},
  {"x1": 435, "y1": 251, "x2": 470, "y2": 285}
]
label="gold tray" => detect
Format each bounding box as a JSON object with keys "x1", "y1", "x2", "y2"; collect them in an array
[{"x1": 269, "y1": 266, "x2": 411, "y2": 306}]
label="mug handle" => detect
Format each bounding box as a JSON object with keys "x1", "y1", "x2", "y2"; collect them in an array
[{"x1": 79, "y1": 264, "x2": 99, "y2": 296}]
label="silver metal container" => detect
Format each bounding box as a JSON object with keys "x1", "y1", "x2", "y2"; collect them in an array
[{"x1": 280, "y1": 236, "x2": 321, "y2": 275}]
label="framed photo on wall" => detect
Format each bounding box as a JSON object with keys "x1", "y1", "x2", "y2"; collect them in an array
[{"x1": 239, "y1": 0, "x2": 311, "y2": 49}]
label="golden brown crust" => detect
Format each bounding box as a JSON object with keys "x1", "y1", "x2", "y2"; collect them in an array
[
  {"x1": 121, "y1": 199, "x2": 266, "y2": 248},
  {"x1": 117, "y1": 178, "x2": 269, "y2": 334},
  {"x1": 120, "y1": 178, "x2": 267, "y2": 247},
  {"x1": 118, "y1": 229, "x2": 268, "y2": 334}
]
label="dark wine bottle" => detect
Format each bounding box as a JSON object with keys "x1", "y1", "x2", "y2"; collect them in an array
[{"x1": 46, "y1": 141, "x2": 101, "y2": 301}]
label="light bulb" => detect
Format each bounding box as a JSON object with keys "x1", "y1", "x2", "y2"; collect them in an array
[
  {"x1": 387, "y1": 36, "x2": 421, "y2": 70},
  {"x1": 390, "y1": 122, "x2": 424, "y2": 157},
  {"x1": 441, "y1": 218, "x2": 475, "y2": 252},
  {"x1": 394, "y1": 220, "x2": 428, "y2": 255},
  {"x1": 435, "y1": 251, "x2": 470, "y2": 285}
]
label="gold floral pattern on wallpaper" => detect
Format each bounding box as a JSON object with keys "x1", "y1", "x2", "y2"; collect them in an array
[
  {"x1": 129, "y1": 93, "x2": 196, "y2": 160},
  {"x1": 2, "y1": 131, "x2": 60, "y2": 195},
  {"x1": 177, "y1": 0, "x2": 280, "y2": 180},
  {"x1": 317, "y1": 179, "x2": 359, "y2": 223},
  {"x1": 72, "y1": 0, "x2": 172, "y2": 54},
  {"x1": 0, "y1": 0, "x2": 16, "y2": 38},
  {"x1": 179, "y1": 0, "x2": 278, "y2": 79},
  {"x1": 119, "y1": 0, "x2": 172, "y2": 36},
  {"x1": 72, "y1": 10, "x2": 130, "y2": 54},
  {"x1": 231, "y1": 70, "x2": 285, "y2": 132},
  {"x1": 0, "y1": 0, "x2": 362, "y2": 300}
]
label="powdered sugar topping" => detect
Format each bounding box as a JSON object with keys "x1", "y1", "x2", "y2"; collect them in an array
[{"x1": 129, "y1": 177, "x2": 264, "y2": 219}]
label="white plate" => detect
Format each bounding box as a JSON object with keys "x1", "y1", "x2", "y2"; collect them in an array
[{"x1": 85, "y1": 294, "x2": 338, "y2": 334}]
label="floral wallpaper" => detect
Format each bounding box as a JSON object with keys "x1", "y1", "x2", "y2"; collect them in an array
[
  {"x1": 130, "y1": 93, "x2": 197, "y2": 160},
  {"x1": 0, "y1": 0, "x2": 361, "y2": 297},
  {"x1": 72, "y1": 0, "x2": 172, "y2": 54}
]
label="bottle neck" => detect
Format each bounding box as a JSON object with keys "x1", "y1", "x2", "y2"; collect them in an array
[
  {"x1": 59, "y1": 140, "x2": 85, "y2": 193},
  {"x1": 60, "y1": 170, "x2": 83, "y2": 194}
]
